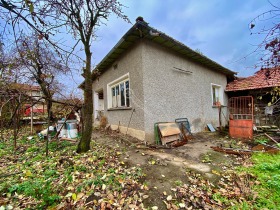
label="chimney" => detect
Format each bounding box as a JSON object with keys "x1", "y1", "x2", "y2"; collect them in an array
[{"x1": 136, "y1": 16, "x2": 144, "y2": 22}]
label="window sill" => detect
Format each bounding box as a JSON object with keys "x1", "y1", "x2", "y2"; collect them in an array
[
  {"x1": 212, "y1": 105, "x2": 226, "y2": 108},
  {"x1": 108, "y1": 107, "x2": 132, "y2": 111}
]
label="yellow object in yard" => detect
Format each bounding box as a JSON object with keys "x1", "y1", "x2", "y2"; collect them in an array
[
  {"x1": 157, "y1": 122, "x2": 181, "y2": 145},
  {"x1": 158, "y1": 123, "x2": 181, "y2": 136}
]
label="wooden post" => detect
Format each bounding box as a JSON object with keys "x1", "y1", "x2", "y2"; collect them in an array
[
  {"x1": 264, "y1": 133, "x2": 279, "y2": 144},
  {"x1": 13, "y1": 98, "x2": 17, "y2": 150},
  {"x1": 30, "y1": 91, "x2": 33, "y2": 134},
  {"x1": 218, "y1": 104, "x2": 222, "y2": 132}
]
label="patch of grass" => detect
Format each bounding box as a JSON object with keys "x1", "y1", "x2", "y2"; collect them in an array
[
  {"x1": 229, "y1": 202, "x2": 250, "y2": 210},
  {"x1": 26, "y1": 146, "x2": 40, "y2": 153},
  {"x1": 63, "y1": 169, "x2": 74, "y2": 183},
  {"x1": 98, "y1": 159, "x2": 106, "y2": 166},
  {"x1": 48, "y1": 141, "x2": 59, "y2": 151},
  {"x1": 212, "y1": 192, "x2": 230, "y2": 206},
  {"x1": 76, "y1": 165, "x2": 87, "y2": 172},
  {"x1": 9, "y1": 180, "x2": 60, "y2": 207},
  {"x1": 49, "y1": 140, "x2": 73, "y2": 152},
  {"x1": 201, "y1": 153, "x2": 212, "y2": 163},
  {"x1": 254, "y1": 137, "x2": 269, "y2": 145},
  {"x1": 0, "y1": 141, "x2": 13, "y2": 156},
  {"x1": 0, "y1": 142, "x2": 5, "y2": 149},
  {"x1": 238, "y1": 153, "x2": 280, "y2": 208},
  {"x1": 32, "y1": 154, "x2": 43, "y2": 161},
  {"x1": 174, "y1": 180, "x2": 183, "y2": 186},
  {"x1": 44, "y1": 169, "x2": 59, "y2": 179}
]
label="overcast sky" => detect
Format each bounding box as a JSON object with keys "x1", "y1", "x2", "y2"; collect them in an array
[
  {"x1": 1, "y1": 0, "x2": 277, "y2": 94},
  {"x1": 86, "y1": 0, "x2": 276, "y2": 81}
]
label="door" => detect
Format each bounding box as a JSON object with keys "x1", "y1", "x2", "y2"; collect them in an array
[{"x1": 94, "y1": 90, "x2": 104, "y2": 121}]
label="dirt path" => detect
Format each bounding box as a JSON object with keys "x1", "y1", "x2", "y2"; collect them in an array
[{"x1": 93, "y1": 131, "x2": 232, "y2": 209}]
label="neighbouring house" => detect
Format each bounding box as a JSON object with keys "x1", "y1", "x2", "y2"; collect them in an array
[
  {"x1": 10, "y1": 83, "x2": 46, "y2": 118},
  {"x1": 0, "y1": 83, "x2": 46, "y2": 128},
  {"x1": 91, "y1": 18, "x2": 236, "y2": 143},
  {"x1": 226, "y1": 68, "x2": 280, "y2": 128}
]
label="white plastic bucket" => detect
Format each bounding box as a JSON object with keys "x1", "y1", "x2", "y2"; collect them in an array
[
  {"x1": 66, "y1": 123, "x2": 78, "y2": 139},
  {"x1": 57, "y1": 122, "x2": 67, "y2": 138}
]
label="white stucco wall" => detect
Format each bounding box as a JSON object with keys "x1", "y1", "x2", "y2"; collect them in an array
[
  {"x1": 141, "y1": 40, "x2": 229, "y2": 142},
  {"x1": 92, "y1": 39, "x2": 230, "y2": 143},
  {"x1": 92, "y1": 41, "x2": 146, "y2": 139}
]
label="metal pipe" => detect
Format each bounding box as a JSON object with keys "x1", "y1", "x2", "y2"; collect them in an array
[{"x1": 126, "y1": 108, "x2": 135, "y2": 135}]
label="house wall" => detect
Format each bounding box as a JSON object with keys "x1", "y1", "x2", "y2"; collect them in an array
[
  {"x1": 92, "y1": 41, "x2": 146, "y2": 140},
  {"x1": 26, "y1": 90, "x2": 43, "y2": 101},
  {"x1": 142, "y1": 40, "x2": 229, "y2": 142}
]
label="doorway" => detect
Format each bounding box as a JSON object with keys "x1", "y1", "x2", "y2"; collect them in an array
[{"x1": 94, "y1": 90, "x2": 104, "y2": 122}]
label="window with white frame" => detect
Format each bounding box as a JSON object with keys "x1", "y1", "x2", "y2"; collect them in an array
[
  {"x1": 211, "y1": 83, "x2": 224, "y2": 106},
  {"x1": 107, "y1": 74, "x2": 130, "y2": 109}
]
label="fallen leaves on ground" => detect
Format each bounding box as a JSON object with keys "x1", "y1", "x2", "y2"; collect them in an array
[
  {"x1": 1, "y1": 129, "x2": 273, "y2": 209},
  {"x1": 161, "y1": 170, "x2": 258, "y2": 209},
  {"x1": 0, "y1": 131, "x2": 147, "y2": 209}
]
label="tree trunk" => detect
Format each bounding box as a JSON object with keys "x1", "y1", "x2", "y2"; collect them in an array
[
  {"x1": 12, "y1": 98, "x2": 18, "y2": 151},
  {"x1": 0, "y1": 117, "x2": 3, "y2": 141},
  {"x1": 77, "y1": 49, "x2": 93, "y2": 153},
  {"x1": 45, "y1": 99, "x2": 52, "y2": 156},
  {"x1": 13, "y1": 110, "x2": 17, "y2": 150}
]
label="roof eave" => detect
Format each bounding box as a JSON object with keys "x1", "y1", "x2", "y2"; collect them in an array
[{"x1": 88, "y1": 21, "x2": 236, "y2": 82}]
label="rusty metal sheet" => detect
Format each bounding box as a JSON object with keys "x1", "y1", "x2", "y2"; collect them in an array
[
  {"x1": 211, "y1": 146, "x2": 252, "y2": 155},
  {"x1": 158, "y1": 123, "x2": 181, "y2": 137},
  {"x1": 229, "y1": 119, "x2": 253, "y2": 139}
]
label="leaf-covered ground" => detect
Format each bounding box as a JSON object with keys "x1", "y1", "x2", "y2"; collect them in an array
[
  {"x1": 0, "y1": 133, "x2": 147, "y2": 209},
  {"x1": 1, "y1": 129, "x2": 280, "y2": 209}
]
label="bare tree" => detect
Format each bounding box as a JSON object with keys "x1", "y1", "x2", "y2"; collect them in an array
[
  {"x1": 250, "y1": 1, "x2": 280, "y2": 102},
  {"x1": 0, "y1": 0, "x2": 129, "y2": 153},
  {"x1": 15, "y1": 36, "x2": 68, "y2": 155},
  {"x1": 250, "y1": 1, "x2": 280, "y2": 69},
  {"x1": 0, "y1": 40, "x2": 20, "y2": 143},
  {"x1": 0, "y1": 83, "x2": 31, "y2": 149},
  {"x1": 16, "y1": 36, "x2": 68, "y2": 118},
  {"x1": 45, "y1": 0, "x2": 129, "y2": 153}
]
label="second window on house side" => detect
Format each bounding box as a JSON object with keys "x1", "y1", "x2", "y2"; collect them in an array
[{"x1": 211, "y1": 84, "x2": 223, "y2": 106}]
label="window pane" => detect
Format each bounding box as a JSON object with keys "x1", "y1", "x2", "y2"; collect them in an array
[
  {"x1": 126, "y1": 80, "x2": 130, "y2": 107},
  {"x1": 212, "y1": 87, "x2": 216, "y2": 104},
  {"x1": 116, "y1": 85, "x2": 120, "y2": 106},
  {"x1": 120, "y1": 83, "x2": 125, "y2": 106},
  {"x1": 212, "y1": 85, "x2": 221, "y2": 105},
  {"x1": 112, "y1": 87, "x2": 115, "y2": 96},
  {"x1": 112, "y1": 87, "x2": 116, "y2": 107},
  {"x1": 215, "y1": 88, "x2": 219, "y2": 103}
]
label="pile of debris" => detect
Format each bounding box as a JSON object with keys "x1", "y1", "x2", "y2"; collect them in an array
[
  {"x1": 154, "y1": 118, "x2": 193, "y2": 147},
  {"x1": 211, "y1": 133, "x2": 280, "y2": 155},
  {"x1": 254, "y1": 125, "x2": 280, "y2": 134}
]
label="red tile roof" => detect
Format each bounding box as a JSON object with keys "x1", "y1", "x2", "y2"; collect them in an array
[
  {"x1": 11, "y1": 83, "x2": 41, "y2": 91},
  {"x1": 226, "y1": 68, "x2": 280, "y2": 92}
]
